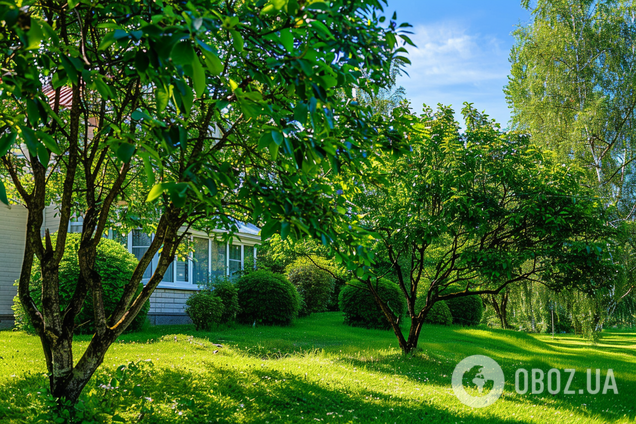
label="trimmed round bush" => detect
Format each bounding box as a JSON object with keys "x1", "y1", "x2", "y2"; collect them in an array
[
  {"x1": 185, "y1": 290, "x2": 224, "y2": 331},
  {"x1": 338, "y1": 278, "x2": 406, "y2": 330},
  {"x1": 414, "y1": 296, "x2": 453, "y2": 326},
  {"x1": 286, "y1": 257, "x2": 334, "y2": 317},
  {"x1": 446, "y1": 295, "x2": 483, "y2": 326},
  {"x1": 209, "y1": 278, "x2": 240, "y2": 323},
  {"x1": 423, "y1": 301, "x2": 453, "y2": 326},
  {"x1": 14, "y1": 233, "x2": 149, "y2": 334},
  {"x1": 236, "y1": 270, "x2": 300, "y2": 326}
]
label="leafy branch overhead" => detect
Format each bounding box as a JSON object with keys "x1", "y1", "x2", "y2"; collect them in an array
[{"x1": 0, "y1": 0, "x2": 413, "y2": 404}]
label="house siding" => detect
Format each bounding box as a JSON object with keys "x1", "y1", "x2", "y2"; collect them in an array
[
  {"x1": 0, "y1": 204, "x2": 28, "y2": 328},
  {"x1": 43, "y1": 204, "x2": 61, "y2": 235},
  {"x1": 147, "y1": 288, "x2": 196, "y2": 325}
]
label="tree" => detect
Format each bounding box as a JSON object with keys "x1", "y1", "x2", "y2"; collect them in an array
[
  {"x1": 506, "y1": 0, "x2": 636, "y2": 218},
  {"x1": 345, "y1": 104, "x2": 616, "y2": 354},
  {"x1": 0, "y1": 0, "x2": 412, "y2": 404}
]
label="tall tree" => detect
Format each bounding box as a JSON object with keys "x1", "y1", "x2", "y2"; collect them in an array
[
  {"x1": 345, "y1": 104, "x2": 616, "y2": 354},
  {"x1": 0, "y1": 0, "x2": 412, "y2": 403},
  {"x1": 506, "y1": 0, "x2": 636, "y2": 219}
]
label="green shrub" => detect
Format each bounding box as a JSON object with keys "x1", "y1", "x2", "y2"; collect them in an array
[
  {"x1": 338, "y1": 278, "x2": 406, "y2": 330},
  {"x1": 208, "y1": 277, "x2": 240, "y2": 324},
  {"x1": 13, "y1": 234, "x2": 149, "y2": 334},
  {"x1": 445, "y1": 295, "x2": 483, "y2": 326},
  {"x1": 422, "y1": 300, "x2": 453, "y2": 326},
  {"x1": 236, "y1": 270, "x2": 300, "y2": 326},
  {"x1": 286, "y1": 257, "x2": 334, "y2": 316},
  {"x1": 185, "y1": 290, "x2": 224, "y2": 331}
]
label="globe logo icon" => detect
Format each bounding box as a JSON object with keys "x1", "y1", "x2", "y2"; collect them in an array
[{"x1": 452, "y1": 355, "x2": 505, "y2": 408}]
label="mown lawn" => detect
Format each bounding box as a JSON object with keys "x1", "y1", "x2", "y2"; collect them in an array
[{"x1": 0, "y1": 312, "x2": 634, "y2": 423}]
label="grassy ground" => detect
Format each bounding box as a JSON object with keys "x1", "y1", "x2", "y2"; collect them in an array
[{"x1": 0, "y1": 312, "x2": 634, "y2": 423}]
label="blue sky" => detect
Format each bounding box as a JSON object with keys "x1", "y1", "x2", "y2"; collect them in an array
[{"x1": 383, "y1": 0, "x2": 533, "y2": 128}]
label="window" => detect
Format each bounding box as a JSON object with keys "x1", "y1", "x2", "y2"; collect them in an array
[
  {"x1": 244, "y1": 246, "x2": 256, "y2": 270},
  {"x1": 175, "y1": 241, "x2": 189, "y2": 283},
  {"x1": 210, "y1": 240, "x2": 226, "y2": 277},
  {"x1": 111, "y1": 230, "x2": 128, "y2": 247},
  {"x1": 229, "y1": 244, "x2": 242, "y2": 275},
  {"x1": 132, "y1": 230, "x2": 153, "y2": 279},
  {"x1": 193, "y1": 237, "x2": 209, "y2": 284},
  {"x1": 69, "y1": 217, "x2": 83, "y2": 233}
]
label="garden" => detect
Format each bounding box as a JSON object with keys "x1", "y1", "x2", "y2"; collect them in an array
[
  {"x1": 2, "y1": 313, "x2": 635, "y2": 423},
  {"x1": 2, "y1": 0, "x2": 636, "y2": 422}
]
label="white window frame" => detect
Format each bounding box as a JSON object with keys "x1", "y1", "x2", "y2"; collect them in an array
[{"x1": 106, "y1": 229, "x2": 258, "y2": 290}]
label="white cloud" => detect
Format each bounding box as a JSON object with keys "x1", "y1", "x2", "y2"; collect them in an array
[{"x1": 397, "y1": 21, "x2": 512, "y2": 125}]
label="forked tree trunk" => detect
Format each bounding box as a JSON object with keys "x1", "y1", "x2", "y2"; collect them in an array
[
  {"x1": 487, "y1": 290, "x2": 510, "y2": 329},
  {"x1": 363, "y1": 278, "x2": 429, "y2": 354},
  {"x1": 18, "y1": 205, "x2": 184, "y2": 404}
]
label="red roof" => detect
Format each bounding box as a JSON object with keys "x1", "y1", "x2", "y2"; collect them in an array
[{"x1": 42, "y1": 84, "x2": 75, "y2": 110}]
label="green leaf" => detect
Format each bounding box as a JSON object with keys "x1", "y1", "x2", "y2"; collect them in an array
[
  {"x1": 135, "y1": 50, "x2": 150, "y2": 73},
  {"x1": 192, "y1": 56, "x2": 206, "y2": 98},
  {"x1": 26, "y1": 99, "x2": 40, "y2": 126},
  {"x1": 131, "y1": 109, "x2": 149, "y2": 121},
  {"x1": 112, "y1": 415, "x2": 126, "y2": 423},
  {"x1": 203, "y1": 51, "x2": 224, "y2": 76},
  {"x1": 40, "y1": 21, "x2": 59, "y2": 46},
  {"x1": 156, "y1": 86, "x2": 170, "y2": 113},
  {"x1": 37, "y1": 144, "x2": 50, "y2": 166},
  {"x1": 93, "y1": 77, "x2": 113, "y2": 100},
  {"x1": 258, "y1": 132, "x2": 273, "y2": 151},
  {"x1": 268, "y1": 142, "x2": 279, "y2": 161},
  {"x1": 171, "y1": 42, "x2": 195, "y2": 66},
  {"x1": 113, "y1": 29, "x2": 129, "y2": 40},
  {"x1": 68, "y1": 0, "x2": 78, "y2": 9},
  {"x1": 294, "y1": 102, "x2": 308, "y2": 125},
  {"x1": 280, "y1": 221, "x2": 291, "y2": 240},
  {"x1": 309, "y1": 21, "x2": 334, "y2": 39},
  {"x1": 260, "y1": 220, "x2": 280, "y2": 240},
  {"x1": 60, "y1": 56, "x2": 79, "y2": 85},
  {"x1": 116, "y1": 143, "x2": 136, "y2": 163},
  {"x1": 230, "y1": 30, "x2": 244, "y2": 52},
  {"x1": 142, "y1": 154, "x2": 156, "y2": 187},
  {"x1": 20, "y1": 126, "x2": 38, "y2": 156},
  {"x1": 280, "y1": 28, "x2": 293, "y2": 53},
  {"x1": 0, "y1": 132, "x2": 17, "y2": 157},
  {"x1": 271, "y1": 131, "x2": 284, "y2": 146},
  {"x1": 98, "y1": 32, "x2": 116, "y2": 51},
  {"x1": 37, "y1": 131, "x2": 62, "y2": 155},
  {"x1": 0, "y1": 180, "x2": 9, "y2": 205},
  {"x1": 168, "y1": 183, "x2": 188, "y2": 208},
  {"x1": 133, "y1": 386, "x2": 143, "y2": 397},
  {"x1": 147, "y1": 183, "x2": 170, "y2": 202},
  {"x1": 204, "y1": 178, "x2": 217, "y2": 196},
  {"x1": 26, "y1": 20, "x2": 43, "y2": 50}
]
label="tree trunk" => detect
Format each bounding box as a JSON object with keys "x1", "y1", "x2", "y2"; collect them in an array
[
  {"x1": 485, "y1": 290, "x2": 510, "y2": 329},
  {"x1": 363, "y1": 278, "x2": 430, "y2": 354},
  {"x1": 523, "y1": 281, "x2": 536, "y2": 332}
]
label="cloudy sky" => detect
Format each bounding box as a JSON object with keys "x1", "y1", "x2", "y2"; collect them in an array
[{"x1": 383, "y1": 0, "x2": 533, "y2": 128}]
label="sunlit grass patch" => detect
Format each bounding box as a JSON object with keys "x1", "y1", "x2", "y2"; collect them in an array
[{"x1": 0, "y1": 313, "x2": 634, "y2": 423}]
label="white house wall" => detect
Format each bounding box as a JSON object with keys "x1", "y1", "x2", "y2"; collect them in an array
[
  {"x1": 0, "y1": 204, "x2": 28, "y2": 328},
  {"x1": 0, "y1": 203, "x2": 260, "y2": 327}
]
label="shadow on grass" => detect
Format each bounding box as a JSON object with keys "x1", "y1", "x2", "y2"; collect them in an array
[{"x1": 132, "y1": 365, "x2": 538, "y2": 424}]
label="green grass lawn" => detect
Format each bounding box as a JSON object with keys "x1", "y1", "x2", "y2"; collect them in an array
[{"x1": 1, "y1": 312, "x2": 634, "y2": 423}]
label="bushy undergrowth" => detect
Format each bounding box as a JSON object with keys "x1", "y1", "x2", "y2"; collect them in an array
[
  {"x1": 185, "y1": 290, "x2": 224, "y2": 331},
  {"x1": 286, "y1": 256, "x2": 334, "y2": 316},
  {"x1": 414, "y1": 299, "x2": 453, "y2": 326},
  {"x1": 13, "y1": 234, "x2": 148, "y2": 334},
  {"x1": 339, "y1": 278, "x2": 406, "y2": 330},
  {"x1": 236, "y1": 270, "x2": 300, "y2": 326},
  {"x1": 446, "y1": 295, "x2": 483, "y2": 326},
  {"x1": 207, "y1": 277, "x2": 240, "y2": 324}
]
